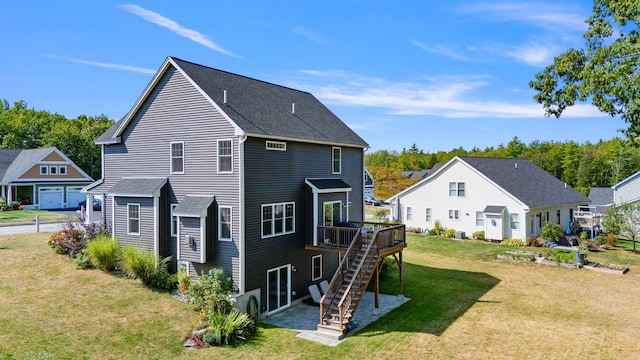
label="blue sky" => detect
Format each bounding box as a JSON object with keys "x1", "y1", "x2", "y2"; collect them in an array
[{"x1": 0, "y1": 0, "x2": 628, "y2": 152}]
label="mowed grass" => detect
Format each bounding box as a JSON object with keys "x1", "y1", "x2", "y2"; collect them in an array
[
  {"x1": 0, "y1": 210, "x2": 70, "y2": 225},
  {"x1": 2, "y1": 233, "x2": 640, "y2": 359}
]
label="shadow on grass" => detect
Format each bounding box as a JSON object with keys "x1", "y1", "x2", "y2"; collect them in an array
[{"x1": 357, "y1": 262, "x2": 500, "y2": 337}]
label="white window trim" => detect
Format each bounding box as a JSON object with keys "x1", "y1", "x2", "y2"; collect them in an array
[
  {"x1": 448, "y1": 209, "x2": 460, "y2": 221},
  {"x1": 425, "y1": 208, "x2": 432, "y2": 223},
  {"x1": 510, "y1": 214, "x2": 520, "y2": 230},
  {"x1": 332, "y1": 147, "x2": 341, "y2": 174},
  {"x1": 58, "y1": 165, "x2": 67, "y2": 175},
  {"x1": 219, "y1": 206, "x2": 232, "y2": 241},
  {"x1": 40, "y1": 166, "x2": 48, "y2": 175},
  {"x1": 217, "y1": 139, "x2": 233, "y2": 174},
  {"x1": 266, "y1": 140, "x2": 286, "y2": 151},
  {"x1": 312, "y1": 255, "x2": 322, "y2": 281},
  {"x1": 475, "y1": 211, "x2": 485, "y2": 227},
  {"x1": 170, "y1": 203, "x2": 178, "y2": 237},
  {"x1": 406, "y1": 207, "x2": 413, "y2": 221},
  {"x1": 449, "y1": 182, "x2": 465, "y2": 197},
  {"x1": 49, "y1": 166, "x2": 58, "y2": 175},
  {"x1": 262, "y1": 202, "x2": 295, "y2": 239},
  {"x1": 170, "y1": 141, "x2": 185, "y2": 174},
  {"x1": 127, "y1": 203, "x2": 141, "y2": 235}
]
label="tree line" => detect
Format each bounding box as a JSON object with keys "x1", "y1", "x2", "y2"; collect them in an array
[
  {"x1": 0, "y1": 100, "x2": 114, "y2": 180},
  {"x1": 366, "y1": 137, "x2": 640, "y2": 200}
]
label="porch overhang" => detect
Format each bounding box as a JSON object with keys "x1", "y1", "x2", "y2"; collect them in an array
[
  {"x1": 173, "y1": 195, "x2": 214, "y2": 217},
  {"x1": 306, "y1": 178, "x2": 352, "y2": 246},
  {"x1": 107, "y1": 177, "x2": 167, "y2": 198}
]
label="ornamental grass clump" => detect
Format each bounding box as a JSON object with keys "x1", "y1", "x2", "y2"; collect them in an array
[
  {"x1": 120, "y1": 245, "x2": 175, "y2": 289},
  {"x1": 85, "y1": 235, "x2": 120, "y2": 271}
]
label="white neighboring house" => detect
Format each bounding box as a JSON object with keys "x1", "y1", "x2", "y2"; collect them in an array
[
  {"x1": 612, "y1": 171, "x2": 640, "y2": 206},
  {"x1": 387, "y1": 156, "x2": 591, "y2": 241}
]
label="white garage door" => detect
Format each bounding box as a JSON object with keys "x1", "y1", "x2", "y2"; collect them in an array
[
  {"x1": 39, "y1": 187, "x2": 63, "y2": 209},
  {"x1": 67, "y1": 186, "x2": 85, "y2": 209}
]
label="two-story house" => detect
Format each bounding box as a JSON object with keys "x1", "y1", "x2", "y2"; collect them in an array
[{"x1": 84, "y1": 56, "x2": 372, "y2": 317}]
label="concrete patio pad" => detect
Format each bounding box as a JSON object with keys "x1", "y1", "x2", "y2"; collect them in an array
[{"x1": 262, "y1": 292, "x2": 410, "y2": 346}]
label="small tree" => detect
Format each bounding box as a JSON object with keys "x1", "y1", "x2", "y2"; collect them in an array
[
  {"x1": 601, "y1": 204, "x2": 622, "y2": 235},
  {"x1": 619, "y1": 202, "x2": 640, "y2": 252}
]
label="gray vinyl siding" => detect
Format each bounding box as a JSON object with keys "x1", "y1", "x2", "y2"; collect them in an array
[
  {"x1": 101, "y1": 65, "x2": 241, "y2": 285},
  {"x1": 113, "y1": 197, "x2": 155, "y2": 251},
  {"x1": 243, "y1": 137, "x2": 364, "y2": 307},
  {"x1": 178, "y1": 217, "x2": 204, "y2": 263}
]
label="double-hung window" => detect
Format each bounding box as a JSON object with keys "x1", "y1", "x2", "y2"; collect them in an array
[
  {"x1": 217, "y1": 140, "x2": 232, "y2": 173},
  {"x1": 312, "y1": 255, "x2": 322, "y2": 281},
  {"x1": 332, "y1": 147, "x2": 341, "y2": 174},
  {"x1": 127, "y1": 204, "x2": 140, "y2": 235},
  {"x1": 170, "y1": 142, "x2": 184, "y2": 174},
  {"x1": 219, "y1": 206, "x2": 232, "y2": 241},
  {"x1": 449, "y1": 182, "x2": 465, "y2": 197},
  {"x1": 170, "y1": 204, "x2": 178, "y2": 237},
  {"x1": 262, "y1": 202, "x2": 294, "y2": 238},
  {"x1": 406, "y1": 207, "x2": 413, "y2": 221},
  {"x1": 425, "y1": 208, "x2": 432, "y2": 222},
  {"x1": 510, "y1": 214, "x2": 520, "y2": 230}
]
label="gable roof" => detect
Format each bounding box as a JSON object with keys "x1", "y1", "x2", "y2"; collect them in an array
[
  {"x1": 0, "y1": 147, "x2": 93, "y2": 183},
  {"x1": 459, "y1": 156, "x2": 589, "y2": 208},
  {"x1": 389, "y1": 156, "x2": 590, "y2": 209},
  {"x1": 588, "y1": 187, "x2": 614, "y2": 206},
  {"x1": 97, "y1": 57, "x2": 368, "y2": 148},
  {"x1": 173, "y1": 195, "x2": 214, "y2": 217}
]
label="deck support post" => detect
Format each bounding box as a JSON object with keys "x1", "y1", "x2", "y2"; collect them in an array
[{"x1": 374, "y1": 259, "x2": 380, "y2": 313}]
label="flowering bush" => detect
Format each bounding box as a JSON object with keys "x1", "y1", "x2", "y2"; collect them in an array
[{"x1": 47, "y1": 222, "x2": 86, "y2": 257}]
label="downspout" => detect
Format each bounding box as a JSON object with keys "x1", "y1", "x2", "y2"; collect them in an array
[{"x1": 238, "y1": 134, "x2": 247, "y2": 294}]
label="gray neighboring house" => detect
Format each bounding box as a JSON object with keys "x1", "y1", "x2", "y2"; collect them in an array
[
  {"x1": 587, "y1": 187, "x2": 614, "y2": 214},
  {"x1": 84, "y1": 56, "x2": 369, "y2": 316},
  {"x1": 612, "y1": 170, "x2": 640, "y2": 206}
]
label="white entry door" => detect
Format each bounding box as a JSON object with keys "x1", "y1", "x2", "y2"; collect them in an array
[
  {"x1": 486, "y1": 215, "x2": 504, "y2": 241},
  {"x1": 267, "y1": 264, "x2": 291, "y2": 314},
  {"x1": 39, "y1": 187, "x2": 64, "y2": 209}
]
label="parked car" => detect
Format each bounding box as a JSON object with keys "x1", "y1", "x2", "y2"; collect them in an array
[
  {"x1": 78, "y1": 198, "x2": 102, "y2": 211},
  {"x1": 364, "y1": 196, "x2": 381, "y2": 206}
]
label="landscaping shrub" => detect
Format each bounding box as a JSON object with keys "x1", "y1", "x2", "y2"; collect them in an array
[
  {"x1": 120, "y1": 246, "x2": 174, "y2": 288},
  {"x1": 186, "y1": 268, "x2": 233, "y2": 314},
  {"x1": 177, "y1": 267, "x2": 192, "y2": 294},
  {"x1": 529, "y1": 237, "x2": 545, "y2": 247},
  {"x1": 607, "y1": 234, "x2": 619, "y2": 247},
  {"x1": 596, "y1": 236, "x2": 608, "y2": 246},
  {"x1": 540, "y1": 222, "x2": 563, "y2": 241},
  {"x1": 47, "y1": 223, "x2": 86, "y2": 257},
  {"x1": 443, "y1": 228, "x2": 456, "y2": 238},
  {"x1": 433, "y1": 219, "x2": 444, "y2": 236},
  {"x1": 84, "y1": 222, "x2": 110, "y2": 240},
  {"x1": 10, "y1": 201, "x2": 21, "y2": 210},
  {"x1": 86, "y1": 235, "x2": 120, "y2": 271},
  {"x1": 551, "y1": 250, "x2": 575, "y2": 264},
  {"x1": 428, "y1": 228, "x2": 437, "y2": 236},
  {"x1": 0, "y1": 197, "x2": 7, "y2": 211},
  {"x1": 580, "y1": 231, "x2": 589, "y2": 240},
  {"x1": 74, "y1": 250, "x2": 94, "y2": 269},
  {"x1": 501, "y1": 238, "x2": 526, "y2": 247},
  {"x1": 472, "y1": 231, "x2": 485, "y2": 240},
  {"x1": 202, "y1": 309, "x2": 255, "y2": 346}
]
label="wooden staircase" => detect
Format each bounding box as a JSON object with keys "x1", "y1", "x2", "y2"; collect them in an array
[{"x1": 317, "y1": 229, "x2": 379, "y2": 338}]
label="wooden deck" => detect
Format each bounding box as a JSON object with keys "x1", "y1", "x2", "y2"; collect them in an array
[{"x1": 305, "y1": 221, "x2": 407, "y2": 255}]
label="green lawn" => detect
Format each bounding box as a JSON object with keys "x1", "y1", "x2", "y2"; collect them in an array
[
  {"x1": 0, "y1": 210, "x2": 71, "y2": 225},
  {"x1": 2, "y1": 233, "x2": 640, "y2": 359}
]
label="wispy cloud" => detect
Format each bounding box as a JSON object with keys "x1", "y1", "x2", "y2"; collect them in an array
[
  {"x1": 119, "y1": 4, "x2": 237, "y2": 57},
  {"x1": 503, "y1": 41, "x2": 554, "y2": 66},
  {"x1": 457, "y1": 2, "x2": 587, "y2": 32},
  {"x1": 291, "y1": 25, "x2": 326, "y2": 44},
  {"x1": 412, "y1": 40, "x2": 476, "y2": 62},
  {"x1": 292, "y1": 70, "x2": 603, "y2": 119},
  {"x1": 41, "y1": 54, "x2": 156, "y2": 74}
]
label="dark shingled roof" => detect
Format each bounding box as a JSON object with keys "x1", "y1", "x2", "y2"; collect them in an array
[
  {"x1": 459, "y1": 157, "x2": 590, "y2": 208},
  {"x1": 483, "y1": 205, "x2": 506, "y2": 214},
  {"x1": 306, "y1": 178, "x2": 352, "y2": 190},
  {"x1": 401, "y1": 163, "x2": 444, "y2": 180},
  {"x1": 588, "y1": 187, "x2": 614, "y2": 206},
  {"x1": 0, "y1": 149, "x2": 24, "y2": 181},
  {"x1": 108, "y1": 178, "x2": 167, "y2": 197},
  {"x1": 97, "y1": 57, "x2": 368, "y2": 148},
  {"x1": 173, "y1": 195, "x2": 214, "y2": 217}
]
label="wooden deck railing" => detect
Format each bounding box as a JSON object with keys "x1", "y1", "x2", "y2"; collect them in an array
[
  {"x1": 320, "y1": 224, "x2": 405, "y2": 333},
  {"x1": 315, "y1": 221, "x2": 406, "y2": 251}
]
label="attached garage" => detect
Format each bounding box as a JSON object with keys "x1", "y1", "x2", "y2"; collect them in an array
[
  {"x1": 66, "y1": 186, "x2": 85, "y2": 209},
  {"x1": 39, "y1": 187, "x2": 64, "y2": 209}
]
